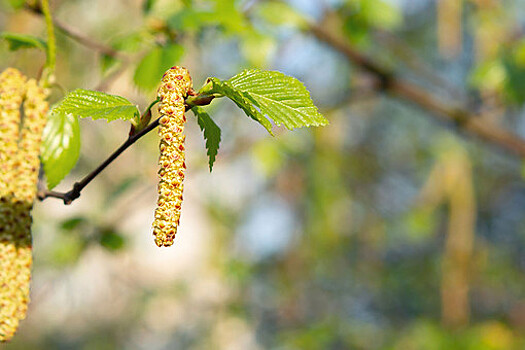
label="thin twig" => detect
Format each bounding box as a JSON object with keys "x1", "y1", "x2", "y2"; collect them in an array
[
  {"x1": 53, "y1": 18, "x2": 120, "y2": 58},
  {"x1": 25, "y1": 3, "x2": 120, "y2": 58},
  {"x1": 37, "y1": 95, "x2": 215, "y2": 204},
  {"x1": 37, "y1": 117, "x2": 159, "y2": 204},
  {"x1": 308, "y1": 22, "x2": 525, "y2": 158}
]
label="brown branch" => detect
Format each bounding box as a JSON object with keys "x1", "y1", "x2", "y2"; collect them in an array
[
  {"x1": 308, "y1": 22, "x2": 525, "y2": 158},
  {"x1": 37, "y1": 95, "x2": 215, "y2": 205},
  {"x1": 25, "y1": 3, "x2": 121, "y2": 58},
  {"x1": 373, "y1": 30, "x2": 465, "y2": 98}
]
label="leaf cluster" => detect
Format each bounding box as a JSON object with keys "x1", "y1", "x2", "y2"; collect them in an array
[{"x1": 40, "y1": 70, "x2": 326, "y2": 189}]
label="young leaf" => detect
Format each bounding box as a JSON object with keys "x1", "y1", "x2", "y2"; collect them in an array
[
  {"x1": 53, "y1": 89, "x2": 140, "y2": 121},
  {"x1": 41, "y1": 110, "x2": 81, "y2": 189},
  {"x1": 133, "y1": 44, "x2": 185, "y2": 91},
  {"x1": 202, "y1": 77, "x2": 273, "y2": 133},
  {"x1": 0, "y1": 32, "x2": 47, "y2": 51},
  {"x1": 228, "y1": 69, "x2": 328, "y2": 129},
  {"x1": 192, "y1": 106, "x2": 221, "y2": 171},
  {"x1": 201, "y1": 69, "x2": 327, "y2": 133}
]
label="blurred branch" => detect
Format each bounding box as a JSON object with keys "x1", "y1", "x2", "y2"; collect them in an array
[
  {"x1": 25, "y1": 3, "x2": 121, "y2": 58},
  {"x1": 373, "y1": 30, "x2": 465, "y2": 98},
  {"x1": 308, "y1": 22, "x2": 525, "y2": 158},
  {"x1": 37, "y1": 94, "x2": 215, "y2": 205}
]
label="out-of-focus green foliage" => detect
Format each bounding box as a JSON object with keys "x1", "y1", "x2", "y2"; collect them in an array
[
  {"x1": 133, "y1": 43, "x2": 185, "y2": 91},
  {"x1": 341, "y1": 0, "x2": 402, "y2": 47}
]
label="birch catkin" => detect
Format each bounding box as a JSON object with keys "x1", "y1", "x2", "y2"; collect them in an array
[
  {"x1": 0, "y1": 68, "x2": 48, "y2": 342},
  {"x1": 152, "y1": 66, "x2": 192, "y2": 247}
]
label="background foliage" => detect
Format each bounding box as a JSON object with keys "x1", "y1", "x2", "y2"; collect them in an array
[{"x1": 1, "y1": 0, "x2": 525, "y2": 349}]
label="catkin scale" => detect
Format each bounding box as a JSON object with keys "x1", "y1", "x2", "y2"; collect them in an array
[
  {"x1": 152, "y1": 66, "x2": 192, "y2": 247},
  {"x1": 0, "y1": 68, "x2": 48, "y2": 342}
]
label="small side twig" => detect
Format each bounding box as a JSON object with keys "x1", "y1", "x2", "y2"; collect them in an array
[{"x1": 37, "y1": 94, "x2": 215, "y2": 205}]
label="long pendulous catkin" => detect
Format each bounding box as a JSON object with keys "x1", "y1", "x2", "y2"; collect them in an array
[
  {"x1": 0, "y1": 68, "x2": 48, "y2": 342},
  {"x1": 152, "y1": 66, "x2": 192, "y2": 247}
]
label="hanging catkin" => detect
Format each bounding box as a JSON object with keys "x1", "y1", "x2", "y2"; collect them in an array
[
  {"x1": 0, "y1": 68, "x2": 48, "y2": 342},
  {"x1": 152, "y1": 66, "x2": 192, "y2": 247}
]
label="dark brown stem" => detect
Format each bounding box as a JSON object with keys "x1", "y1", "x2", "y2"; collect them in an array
[{"x1": 37, "y1": 95, "x2": 215, "y2": 204}]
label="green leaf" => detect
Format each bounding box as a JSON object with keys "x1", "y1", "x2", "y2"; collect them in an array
[
  {"x1": 98, "y1": 229, "x2": 126, "y2": 252},
  {"x1": 0, "y1": 32, "x2": 46, "y2": 51},
  {"x1": 228, "y1": 69, "x2": 328, "y2": 128},
  {"x1": 133, "y1": 44, "x2": 185, "y2": 91},
  {"x1": 202, "y1": 76, "x2": 273, "y2": 133},
  {"x1": 41, "y1": 110, "x2": 81, "y2": 189},
  {"x1": 192, "y1": 106, "x2": 221, "y2": 171},
  {"x1": 202, "y1": 69, "x2": 327, "y2": 133},
  {"x1": 53, "y1": 89, "x2": 140, "y2": 122}
]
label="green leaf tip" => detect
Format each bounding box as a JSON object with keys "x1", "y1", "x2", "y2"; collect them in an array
[
  {"x1": 41, "y1": 110, "x2": 81, "y2": 189},
  {"x1": 192, "y1": 106, "x2": 221, "y2": 171},
  {"x1": 53, "y1": 89, "x2": 140, "y2": 122},
  {"x1": 202, "y1": 69, "x2": 328, "y2": 134}
]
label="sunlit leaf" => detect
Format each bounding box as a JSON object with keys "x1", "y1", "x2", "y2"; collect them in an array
[
  {"x1": 202, "y1": 76, "x2": 273, "y2": 133},
  {"x1": 201, "y1": 69, "x2": 328, "y2": 133},
  {"x1": 53, "y1": 89, "x2": 140, "y2": 121}
]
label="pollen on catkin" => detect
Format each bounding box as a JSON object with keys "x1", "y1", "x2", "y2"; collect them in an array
[
  {"x1": 0, "y1": 68, "x2": 48, "y2": 342},
  {"x1": 152, "y1": 66, "x2": 192, "y2": 247}
]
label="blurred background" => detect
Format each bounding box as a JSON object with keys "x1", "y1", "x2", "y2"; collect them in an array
[{"x1": 1, "y1": 0, "x2": 525, "y2": 348}]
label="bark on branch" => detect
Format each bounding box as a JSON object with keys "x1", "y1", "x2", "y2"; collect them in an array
[{"x1": 308, "y1": 23, "x2": 525, "y2": 158}]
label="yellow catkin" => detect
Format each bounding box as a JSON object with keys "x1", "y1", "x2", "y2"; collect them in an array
[
  {"x1": 152, "y1": 66, "x2": 192, "y2": 247},
  {"x1": 0, "y1": 69, "x2": 26, "y2": 193},
  {"x1": 0, "y1": 69, "x2": 48, "y2": 342}
]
